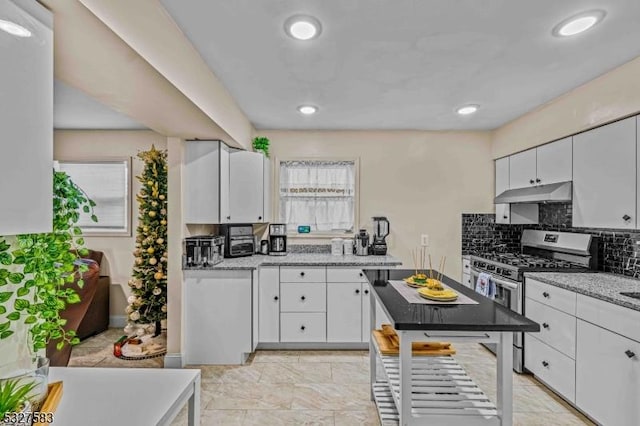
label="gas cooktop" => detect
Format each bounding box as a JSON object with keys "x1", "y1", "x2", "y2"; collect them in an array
[{"x1": 475, "y1": 252, "x2": 586, "y2": 270}]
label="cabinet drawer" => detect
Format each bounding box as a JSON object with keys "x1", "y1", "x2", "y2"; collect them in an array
[
  {"x1": 462, "y1": 273, "x2": 472, "y2": 289},
  {"x1": 577, "y1": 293, "x2": 640, "y2": 342},
  {"x1": 280, "y1": 282, "x2": 326, "y2": 312},
  {"x1": 462, "y1": 258, "x2": 471, "y2": 274},
  {"x1": 525, "y1": 334, "x2": 576, "y2": 403},
  {"x1": 526, "y1": 278, "x2": 576, "y2": 315},
  {"x1": 525, "y1": 298, "x2": 576, "y2": 359},
  {"x1": 326, "y1": 268, "x2": 367, "y2": 283},
  {"x1": 280, "y1": 313, "x2": 326, "y2": 342},
  {"x1": 280, "y1": 266, "x2": 326, "y2": 283}
]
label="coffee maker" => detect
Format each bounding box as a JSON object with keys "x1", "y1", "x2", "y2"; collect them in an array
[
  {"x1": 269, "y1": 224, "x2": 287, "y2": 256},
  {"x1": 370, "y1": 216, "x2": 390, "y2": 255}
]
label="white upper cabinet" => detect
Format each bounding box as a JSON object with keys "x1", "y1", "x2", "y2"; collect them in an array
[
  {"x1": 495, "y1": 157, "x2": 509, "y2": 195},
  {"x1": 184, "y1": 141, "x2": 223, "y2": 224},
  {"x1": 184, "y1": 140, "x2": 271, "y2": 224},
  {"x1": 263, "y1": 157, "x2": 273, "y2": 223},
  {"x1": 536, "y1": 137, "x2": 572, "y2": 185},
  {"x1": 0, "y1": 1, "x2": 53, "y2": 236},
  {"x1": 573, "y1": 117, "x2": 636, "y2": 229},
  {"x1": 229, "y1": 151, "x2": 264, "y2": 223},
  {"x1": 509, "y1": 149, "x2": 537, "y2": 189}
]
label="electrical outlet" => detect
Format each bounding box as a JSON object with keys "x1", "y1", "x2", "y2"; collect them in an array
[{"x1": 421, "y1": 234, "x2": 429, "y2": 246}]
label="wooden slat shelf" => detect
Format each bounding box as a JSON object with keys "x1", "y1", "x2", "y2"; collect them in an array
[{"x1": 371, "y1": 333, "x2": 499, "y2": 425}]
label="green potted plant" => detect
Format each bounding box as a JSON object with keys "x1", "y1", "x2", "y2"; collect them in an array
[
  {"x1": 252, "y1": 136, "x2": 270, "y2": 157},
  {"x1": 0, "y1": 170, "x2": 96, "y2": 414},
  {"x1": 0, "y1": 378, "x2": 37, "y2": 424}
]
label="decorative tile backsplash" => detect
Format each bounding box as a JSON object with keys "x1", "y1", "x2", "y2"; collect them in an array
[{"x1": 462, "y1": 203, "x2": 640, "y2": 278}]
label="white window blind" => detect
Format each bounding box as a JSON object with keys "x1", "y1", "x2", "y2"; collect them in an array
[
  {"x1": 58, "y1": 160, "x2": 130, "y2": 234},
  {"x1": 279, "y1": 160, "x2": 356, "y2": 233}
]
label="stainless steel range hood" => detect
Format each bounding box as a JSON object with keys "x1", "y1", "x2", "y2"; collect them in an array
[{"x1": 494, "y1": 181, "x2": 572, "y2": 204}]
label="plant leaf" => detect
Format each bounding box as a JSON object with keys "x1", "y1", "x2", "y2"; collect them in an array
[
  {"x1": 0, "y1": 330, "x2": 14, "y2": 339},
  {"x1": 16, "y1": 287, "x2": 30, "y2": 297},
  {"x1": 7, "y1": 312, "x2": 20, "y2": 321},
  {"x1": 0, "y1": 292, "x2": 12, "y2": 303},
  {"x1": 24, "y1": 315, "x2": 37, "y2": 324},
  {"x1": 67, "y1": 293, "x2": 81, "y2": 304}
]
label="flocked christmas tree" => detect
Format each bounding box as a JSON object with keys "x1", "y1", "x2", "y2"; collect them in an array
[{"x1": 126, "y1": 146, "x2": 168, "y2": 337}]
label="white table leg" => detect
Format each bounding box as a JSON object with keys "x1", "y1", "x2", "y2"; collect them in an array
[
  {"x1": 369, "y1": 289, "x2": 377, "y2": 401},
  {"x1": 187, "y1": 375, "x2": 201, "y2": 426},
  {"x1": 496, "y1": 332, "x2": 513, "y2": 426},
  {"x1": 399, "y1": 331, "x2": 412, "y2": 426}
]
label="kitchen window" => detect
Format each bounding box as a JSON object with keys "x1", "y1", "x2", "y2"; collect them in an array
[
  {"x1": 278, "y1": 159, "x2": 358, "y2": 235},
  {"x1": 57, "y1": 159, "x2": 131, "y2": 236}
]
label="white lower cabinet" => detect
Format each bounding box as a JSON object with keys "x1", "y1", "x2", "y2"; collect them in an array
[
  {"x1": 184, "y1": 271, "x2": 253, "y2": 364},
  {"x1": 525, "y1": 298, "x2": 576, "y2": 359},
  {"x1": 280, "y1": 282, "x2": 326, "y2": 312},
  {"x1": 280, "y1": 313, "x2": 326, "y2": 342},
  {"x1": 327, "y1": 282, "x2": 362, "y2": 342},
  {"x1": 259, "y1": 267, "x2": 280, "y2": 343},
  {"x1": 525, "y1": 334, "x2": 576, "y2": 403},
  {"x1": 576, "y1": 319, "x2": 640, "y2": 426},
  {"x1": 362, "y1": 283, "x2": 371, "y2": 342}
]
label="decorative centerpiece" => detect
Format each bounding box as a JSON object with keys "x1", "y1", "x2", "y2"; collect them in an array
[{"x1": 404, "y1": 248, "x2": 457, "y2": 300}]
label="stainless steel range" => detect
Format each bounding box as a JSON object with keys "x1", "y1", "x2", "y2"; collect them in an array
[{"x1": 470, "y1": 229, "x2": 600, "y2": 373}]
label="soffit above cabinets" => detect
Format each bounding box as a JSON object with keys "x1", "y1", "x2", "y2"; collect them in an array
[{"x1": 159, "y1": 0, "x2": 640, "y2": 130}]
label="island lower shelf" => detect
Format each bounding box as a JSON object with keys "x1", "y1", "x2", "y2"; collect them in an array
[{"x1": 370, "y1": 335, "x2": 498, "y2": 425}]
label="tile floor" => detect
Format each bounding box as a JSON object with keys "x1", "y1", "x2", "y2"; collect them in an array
[{"x1": 69, "y1": 329, "x2": 593, "y2": 425}]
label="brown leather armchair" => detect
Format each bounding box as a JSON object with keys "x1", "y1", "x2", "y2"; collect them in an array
[{"x1": 46, "y1": 250, "x2": 110, "y2": 367}]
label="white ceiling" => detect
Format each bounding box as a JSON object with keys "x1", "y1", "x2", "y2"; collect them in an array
[
  {"x1": 160, "y1": 0, "x2": 640, "y2": 131},
  {"x1": 54, "y1": 80, "x2": 147, "y2": 130}
]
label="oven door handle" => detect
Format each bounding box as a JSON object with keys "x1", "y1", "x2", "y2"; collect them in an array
[{"x1": 471, "y1": 268, "x2": 519, "y2": 290}]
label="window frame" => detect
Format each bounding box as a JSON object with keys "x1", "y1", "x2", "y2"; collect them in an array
[
  {"x1": 56, "y1": 157, "x2": 133, "y2": 237},
  {"x1": 274, "y1": 157, "x2": 360, "y2": 239}
]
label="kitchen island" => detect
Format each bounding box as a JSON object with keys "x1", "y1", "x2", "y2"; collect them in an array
[{"x1": 366, "y1": 269, "x2": 539, "y2": 426}]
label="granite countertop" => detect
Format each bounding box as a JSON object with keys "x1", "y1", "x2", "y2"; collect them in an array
[
  {"x1": 184, "y1": 253, "x2": 403, "y2": 271},
  {"x1": 525, "y1": 272, "x2": 640, "y2": 312},
  {"x1": 366, "y1": 269, "x2": 539, "y2": 332}
]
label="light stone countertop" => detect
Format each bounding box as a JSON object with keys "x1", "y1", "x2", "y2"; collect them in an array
[
  {"x1": 525, "y1": 272, "x2": 640, "y2": 312},
  {"x1": 183, "y1": 253, "x2": 402, "y2": 271}
]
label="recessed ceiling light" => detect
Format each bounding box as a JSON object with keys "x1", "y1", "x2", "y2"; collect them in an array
[
  {"x1": 284, "y1": 15, "x2": 322, "y2": 41},
  {"x1": 298, "y1": 105, "x2": 318, "y2": 115},
  {"x1": 0, "y1": 19, "x2": 32, "y2": 37},
  {"x1": 456, "y1": 105, "x2": 479, "y2": 116},
  {"x1": 553, "y1": 10, "x2": 606, "y2": 37}
]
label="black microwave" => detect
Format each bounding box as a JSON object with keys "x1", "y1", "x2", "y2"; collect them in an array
[{"x1": 219, "y1": 224, "x2": 254, "y2": 258}]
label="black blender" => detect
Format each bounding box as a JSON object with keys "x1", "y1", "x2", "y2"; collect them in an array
[{"x1": 371, "y1": 216, "x2": 390, "y2": 255}]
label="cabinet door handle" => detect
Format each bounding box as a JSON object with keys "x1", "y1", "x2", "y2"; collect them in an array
[
  {"x1": 625, "y1": 350, "x2": 636, "y2": 358},
  {"x1": 258, "y1": 216, "x2": 262, "y2": 220},
  {"x1": 503, "y1": 215, "x2": 508, "y2": 219},
  {"x1": 623, "y1": 214, "x2": 632, "y2": 221},
  {"x1": 300, "y1": 272, "x2": 305, "y2": 277},
  {"x1": 274, "y1": 296, "x2": 279, "y2": 301},
  {"x1": 536, "y1": 178, "x2": 541, "y2": 183},
  {"x1": 529, "y1": 179, "x2": 535, "y2": 184},
  {"x1": 364, "y1": 289, "x2": 369, "y2": 295},
  {"x1": 300, "y1": 295, "x2": 306, "y2": 301},
  {"x1": 542, "y1": 360, "x2": 549, "y2": 367},
  {"x1": 355, "y1": 289, "x2": 360, "y2": 294},
  {"x1": 226, "y1": 216, "x2": 231, "y2": 220},
  {"x1": 300, "y1": 325, "x2": 306, "y2": 331},
  {"x1": 359, "y1": 272, "x2": 364, "y2": 277},
  {"x1": 542, "y1": 323, "x2": 549, "y2": 329},
  {"x1": 542, "y1": 292, "x2": 550, "y2": 298}
]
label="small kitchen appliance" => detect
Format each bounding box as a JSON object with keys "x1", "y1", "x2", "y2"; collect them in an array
[
  {"x1": 219, "y1": 224, "x2": 254, "y2": 258},
  {"x1": 371, "y1": 216, "x2": 390, "y2": 255},
  {"x1": 260, "y1": 240, "x2": 270, "y2": 255},
  {"x1": 184, "y1": 235, "x2": 224, "y2": 267},
  {"x1": 355, "y1": 229, "x2": 370, "y2": 256},
  {"x1": 470, "y1": 229, "x2": 600, "y2": 372},
  {"x1": 269, "y1": 223, "x2": 288, "y2": 256}
]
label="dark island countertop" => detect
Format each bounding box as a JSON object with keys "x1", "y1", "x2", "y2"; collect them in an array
[{"x1": 365, "y1": 269, "x2": 540, "y2": 332}]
